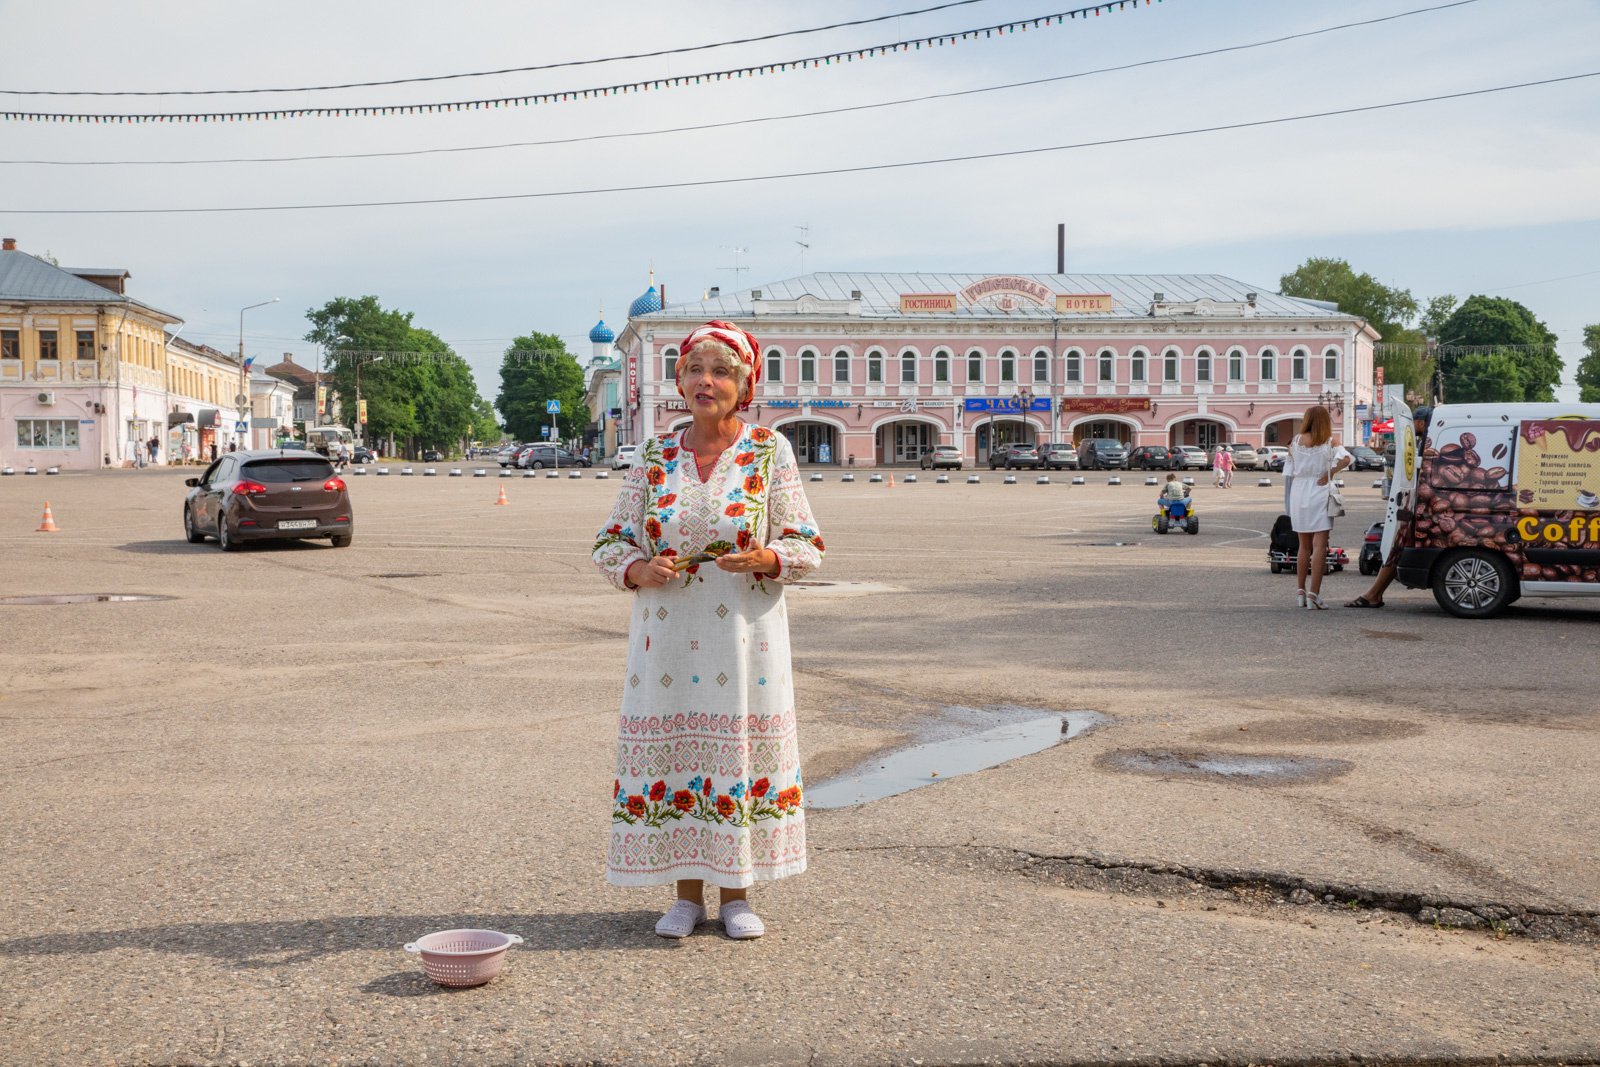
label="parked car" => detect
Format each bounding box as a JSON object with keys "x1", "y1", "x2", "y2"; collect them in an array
[
  {"x1": 988, "y1": 443, "x2": 1041, "y2": 470},
  {"x1": 1212, "y1": 442, "x2": 1261, "y2": 470},
  {"x1": 1171, "y1": 445, "x2": 1209, "y2": 470},
  {"x1": 1128, "y1": 445, "x2": 1179, "y2": 471},
  {"x1": 1037, "y1": 442, "x2": 1078, "y2": 470},
  {"x1": 497, "y1": 445, "x2": 522, "y2": 468},
  {"x1": 1257, "y1": 445, "x2": 1289, "y2": 472},
  {"x1": 421, "y1": 449, "x2": 444, "y2": 462},
  {"x1": 918, "y1": 444, "x2": 963, "y2": 470},
  {"x1": 1078, "y1": 438, "x2": 1129, "y2": 470},
  {"x1": 612, "y1": 444, "x2": 638, "y2": 470},
  {"x1": 516, "y1": 444, "x2": 588, "y2": 469},
  {"x1": 352, "y1": 446, "x2": 376, "y2": 465},
  {"x1": 1347, "y1": 445, "x2": 1385, "y2": 471},
  {"x1": 183, "y1": 451, "x2": 353, "y2": 551}
]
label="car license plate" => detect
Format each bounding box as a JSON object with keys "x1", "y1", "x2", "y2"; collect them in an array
[{"x1": 279, "y1": 519, "x2": 317, "y2": 530}]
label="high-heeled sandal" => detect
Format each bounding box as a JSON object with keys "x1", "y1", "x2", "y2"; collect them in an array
[
  {"x1": 1295, "y1": 588, "x2": 1307, "y2": 608},
  {"x1": 1305, "y1": 592, "x2": 1327, "y2": 610}
]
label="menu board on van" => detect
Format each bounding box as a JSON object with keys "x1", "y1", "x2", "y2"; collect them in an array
[{"x1": 1515, "y1": 420, "x2": 1600, "y2": 510}]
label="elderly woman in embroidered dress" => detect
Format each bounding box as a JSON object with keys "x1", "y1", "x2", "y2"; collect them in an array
[{"x1": 592, "y1": 320, "x2": 824, "y2": 941}]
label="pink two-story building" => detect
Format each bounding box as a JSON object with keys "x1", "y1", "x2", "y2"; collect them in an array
[{"x1": 610, "y1": 272, "x2": 1377, "y2": 466}]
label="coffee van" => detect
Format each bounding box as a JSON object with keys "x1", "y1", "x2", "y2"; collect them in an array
[{"x1": 1385, "y1": 401, "x2": 1600, "y2": 617}]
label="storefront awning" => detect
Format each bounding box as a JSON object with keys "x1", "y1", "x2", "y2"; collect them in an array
[
  {"x1": 167, "y1": 411, "x2": 194, "y2": 426},
  {"x1": 196, "y1": 408, "x2": 220, "y2": 428}
]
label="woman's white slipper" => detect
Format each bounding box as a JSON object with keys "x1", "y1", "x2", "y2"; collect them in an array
[
  {"x1": 719, "y1": 900, "x2": 765, "y2": 940},
  {"x1": 654, "y1": 900, "x2": 706, "y2": 939}
]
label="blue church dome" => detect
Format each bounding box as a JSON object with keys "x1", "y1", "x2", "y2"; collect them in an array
[
  {"x1": 588, "y1": 318, "x2": 615, "y2": 344},
  {"x1": 628, "y1": 285, "x2": 662, "y2": 318}
]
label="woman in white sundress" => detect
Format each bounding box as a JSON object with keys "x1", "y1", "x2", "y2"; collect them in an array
[
  {"x1": 1285, "y1": 405, "x2": 1352, "y2": 610},
  {"x1": 592, "y1": 320, "x2": 824, "y2": 941}
]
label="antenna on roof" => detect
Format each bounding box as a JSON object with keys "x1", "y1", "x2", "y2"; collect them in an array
[
  {"x1": 719, "y1": 246, "x2": 749, "y2": 283},
  {"x1": 795, "y1": 223, "x2": 811, "y2": 273}
]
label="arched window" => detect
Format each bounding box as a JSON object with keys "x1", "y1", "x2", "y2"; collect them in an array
[
  {"x1": 1163, "y1": 347, "x2": 1180, "y2": 382},
  {"x1": 867, "y1": 349, "x2": 884, "y2": 384},
  {"x1": 1064, "y1": 348, "x2": 1083, "y2": 383},
  {"x1": 1098, "y1": 348, "x2": 1115, "y2": 383},
  {"x1": 1291, "y1": 347, "x2": 1308, "y2": 381},
  {"x1": 967, "y1": 349, "x2": 984, "y2": 384},
  {"x1": 900, "y1": 349, "x2": 917, "y2": 384},
  {"x1": 663, "y1": 346, "x2": 679, "y2": 382},
  {"x1": 1259, "y1": 347, "x2": 1277, "y2": 381},
  {"x1": 765, "y1": 348, "x2": 783, "y2": 384},
  {"x1": 1227, "y1": 348, "x2": 1244, "y2": 382},
  {"x1": 1033, "y1": 348, "x2": 1050, "y2": 383},
  {"x1": 933, "y1": 348, "x2": 951, "y2": 384},
  {"x1": 1130, "y1": 348, "x2": 1147, "y2": 383},
  {"x1": 799, "y1": 347, "x2": 817, "y2": 384},
  {"x1": 999, "y1": 349, "x2": 1016, "y2": 384},
  {"x1": 1323, "y1": 347, "x2": 1340, "y2": 380},
  {"x1": 833, "y1": 348, "x2": 851, "y2": 384},
  {"x1": 1195, "y1": 348, "x2": 1212, "y2": 382}
]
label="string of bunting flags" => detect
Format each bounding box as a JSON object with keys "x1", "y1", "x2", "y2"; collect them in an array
[{"x1": 1, "y1": 0, "x2": 1164, "y2": 125}]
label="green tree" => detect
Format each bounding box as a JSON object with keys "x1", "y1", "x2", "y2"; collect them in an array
[
  {"x1": 1446, "y1": 351, "x2": 1524, "y2": 403},
  {"x1": 1419, "y1": 294, "x2": 1458, "y2": 339},
  {"x1": 496, "y1": 332, "x2": 590, "y2": 443},
  {"x1": 1576, "y1": 324, "x2": 1600, "y2": 404},
  {"x1": 1437, "y1": 296, "x2": 1560, "y2": 402},
  {"x1": 470, "y1": 396, "x2": 502, "y2": 443},
  {"x1": 1278, "y1": 257, "x2": 1418, "y2": 341}
]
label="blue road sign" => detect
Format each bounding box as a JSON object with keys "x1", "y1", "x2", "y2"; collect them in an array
[{"x1": 546, "y1": 400, "x2": 561, "y2": 414}]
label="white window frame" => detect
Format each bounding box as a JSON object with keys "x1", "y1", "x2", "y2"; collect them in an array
[
  {"x1": 1130, "y1": 347, "x2": 1147, "y2": 383},
  {"x1": 900, "y1": 349, "x2": 918, "y2": 384},
  {"x1": 866, "y1": 349, "x2": 884, "y2": 384},
  {"x1": 1064, "y1": 348, "x2": 1083, "y2": 383},
  {"x1": 1163, "y1": 347, "x2": 1180, "y2": 383},
  {"x1": 1227, "y1": 348, "x2": 1244, "y2": 382},
  {"x1": 16, "y1": 417, "x2": 81, "y2": 449},
  {"x1": 799, "y1": 347, "x2": 818, "y2": 385},
  {"x1": 1097, "y1": 348, "x2": 1115, "y2": 383},
  {"x1": 966, "y1": 349, "x2": 984, "y2": 385},
  {"x1": 833, "y1": 348, "x2": 851, "y2": 384},
  {"x1": 1195, "y1": 348, "x2": 1213, "y2": 383},
  {"x1": 1324, "y1": 347, "x2": 1340, "y2": 380},
  {"x1": 765, "y1": 348, "x2": 783, "y2": 384},
  {"x1": 1259, "y1": 346, "x2": 1277, "y2": 381},
  {"x1": 933, "y1": 348, "x2": 951, "y2": 384},
  {"x1": 999, "y1": 349, "x2": 1016, "y2": 385},
  {"x1": 662, "y1": 346, "x2": 679, "y2": 382},
  {"x1": 1032, "y1": 348, "x2": 1050, "y2": 384},
  {"x1": 1291, "y1": 347, "x2": 1308, "y2": 381}
]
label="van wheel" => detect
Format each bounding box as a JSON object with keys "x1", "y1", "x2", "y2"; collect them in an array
[{"x1": 1432, "y1": 549, "x2": 1514, "y2": 618}]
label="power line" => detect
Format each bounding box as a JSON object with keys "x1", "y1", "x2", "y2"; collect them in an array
[
  {"x1": 0, "y1": 0, "x2": 1002, "y2": 97},
  {"x1": 0, "y1": 0, "x2": 1484, "y2": 167},
  {"x1": 0, "y1": 1, "x2": 1161, "y2": 125},
  {"x1": 6, "y1": 70, "x2": 1594, "y2": 216},
  {"x1": 1482, "y1": 267, "x2": 1600, "y2": 293}
]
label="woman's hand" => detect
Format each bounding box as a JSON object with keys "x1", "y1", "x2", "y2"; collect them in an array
[
  {"x1": 715, "y1": 548, "x2": 779, "y2": 575},
  {"x1": 626, "y1": 555, "x2": 678, "y2": 589}
]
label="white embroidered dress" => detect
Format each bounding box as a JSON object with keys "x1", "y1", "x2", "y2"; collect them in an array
[{"x1": 593, "y1": 424, "x2": 824, "y2": 888}]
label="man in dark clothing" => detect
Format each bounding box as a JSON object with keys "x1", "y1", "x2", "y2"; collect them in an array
[{"x1": 1347, "y1": 406, "x2": 1433, "y2": 608}]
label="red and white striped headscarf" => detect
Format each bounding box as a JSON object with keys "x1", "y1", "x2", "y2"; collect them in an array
[{"x1": 677, "y1": 320, "x2": 762, "y2": 409}]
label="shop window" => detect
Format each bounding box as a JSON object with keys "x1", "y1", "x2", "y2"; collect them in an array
[
  {"x1": 833, "y1": 348, "x2": 850, "y2": 384},
  {"x1": 1163, "y1": 348, "x2": 1179, "y2": 382},
  {"x1": 867, "y1": 350, "x2": 884, "y2": 383},
  {"x1": 1196, "y1": 350, "x2": 1212, "y2": 382},
  {"x1": 1291, "y1": 348, "x2": 1307, "y2": 381},
  {"x1": 999, "y1": 350, "x2": 1016, "y2": 384},
  {"x1": 967, "y1": 349, "x2": 983, "y2": 384},
  {"x1": 1259, "y1": 348, "x2": 1276, "y2": 380},
  {"x1": 1064, "y1": 349, "x2": 1082, "y2": 383},
  {"x1": 900, "y1": 349, "x2": 917, "y2": 384},
  {"x1": 16, "y1": 417, "x2": 80, "y2": 449},
  {"x1": 1324, "y1": 347, "x2": 1340, "y2": 380},
  {"x1": 765, "y1": 349, "x2": 783, "y2": 383},
  {"x1": 1228, "y1": 348, "x2": 1244, "y2": 382},
  {"x1": 76, "y1": 330, "x2": 96, "y2": 360},
  {"x1": 1098, "y1": 349, "x2": 1115, "y2": 383},
  {"x1": 933, "y1": 349, "x2": 950, "y2": 384},
  {"x1": 39, "y1": 330, "x2": 58, "y2": 361},
  {"x1": 799, "y1": 348, "x2": 817, "y2": 384},
  {"x1": 1033, "y1": 350, "x2": 1049, "y2": 383},
  {"x1": 663, "y1": 346, "x2": 678, "y2": 382},
  {"x1": 0, "y1": 329, "x2": 17, "y2": 360},
  {"x1": 1130, "y1": 350, "x2": 1146, "y2": 383}
]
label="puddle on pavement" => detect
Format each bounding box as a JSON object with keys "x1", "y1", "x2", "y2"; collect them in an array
[
  {"x1": 807, "y1": 706, "x2": 1107, "y2": 809},
  {"x1": 0, "y1": 593, "x2": 176, "y2": 605},
  {"x1": 1096, "y1": 748, "x2": 1352, "y2": 784}
]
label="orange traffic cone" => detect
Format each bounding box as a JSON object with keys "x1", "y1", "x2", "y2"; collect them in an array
[
  {"x1": 36, "y1": 501, "x2": 60, "y2": 532},
  {"x1": 495, "y1": 485, "x2": 508, "y2": 506},
  {"x1": 887, "y1": 473, "x2": 896, "y2": 488}
]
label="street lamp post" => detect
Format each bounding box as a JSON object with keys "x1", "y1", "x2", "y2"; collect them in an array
[
  {"x1": 1012, "y1": 385, "x2": 1034, "y2": 460},
  {"x1": 355, "y1": 354, "x2": 383, "y2": 448},
  {"x1": 237, "y1": 298, "x2": 279, "y2": 448}
]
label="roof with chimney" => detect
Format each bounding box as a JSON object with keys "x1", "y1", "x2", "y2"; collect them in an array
[{"x1": 0, "y1": 248, "x2": 179, "y2": 321}]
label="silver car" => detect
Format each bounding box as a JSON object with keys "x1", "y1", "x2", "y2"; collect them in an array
[
  {"x1": 1213, "y1": 443, "x2": 1260, "y2": 470},
  {"x1": 1171, "y1": 445, "x2": 1208, "y2": 470}
]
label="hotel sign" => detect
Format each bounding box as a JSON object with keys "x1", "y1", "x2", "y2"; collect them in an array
[
  {"x1": 899, "y1": 293, "x2": 957, "y2": 313},
  {"x1": 1059, "y1": 397, "x2": 1150, "y2": 413},
  {"x1": 960, "y1": 276, "x2": 1054, "y2": 308},
  {"x1": 1054, "y1": 293, "x2": 1115, "y2": 313}
]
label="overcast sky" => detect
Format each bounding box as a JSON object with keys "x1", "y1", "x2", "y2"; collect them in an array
[{"x1": 3, "y1": 0, "x2": 1597, "y2": 400}]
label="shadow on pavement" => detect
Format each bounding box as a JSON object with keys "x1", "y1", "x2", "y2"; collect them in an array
[
  {"x1": 0, "y1": 911, "x2": 665, "y2": 968},
  {"x1": 117, "y1": 539, "x2": 332, "y2": 555}
]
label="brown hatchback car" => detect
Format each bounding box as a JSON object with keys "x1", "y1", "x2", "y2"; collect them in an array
[{"x1": 183, "y1": 449, "x2": 354, "y2": 551}]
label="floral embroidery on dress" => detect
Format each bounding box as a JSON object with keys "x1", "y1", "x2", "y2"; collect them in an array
[{"x1": 612, "y1": 774, "x2": 804, "y2": 828}]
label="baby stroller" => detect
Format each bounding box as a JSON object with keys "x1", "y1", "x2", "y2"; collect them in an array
[{"x1": 1267, "y1": 514, "x2": 1348, "y2": 574}]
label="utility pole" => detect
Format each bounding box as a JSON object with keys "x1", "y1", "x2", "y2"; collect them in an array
[
  {"x1": 719, "y1": 246, "x2": 750, "y2": 286},
  {"x1": 795, "y1": 224, "x2": 811, "y2": 274}
]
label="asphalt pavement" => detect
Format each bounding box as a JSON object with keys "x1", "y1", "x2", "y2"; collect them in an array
[{"x1": 2, "y1": 466, "x2": 1597, "y2": 1066}]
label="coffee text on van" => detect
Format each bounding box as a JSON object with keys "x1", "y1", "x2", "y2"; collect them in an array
[{"x1": 1516, "y1": 515, "x2": 1600, "y2": 543}]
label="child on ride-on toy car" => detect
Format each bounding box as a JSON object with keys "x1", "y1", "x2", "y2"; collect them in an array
[{"x1": 1152, "y1": 473, "x2": 1198, "y2": 534}]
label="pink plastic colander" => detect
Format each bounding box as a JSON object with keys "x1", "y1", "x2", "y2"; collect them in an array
[{"x1": 403, "y1": 929, "x2": 523, "y2": 987}]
